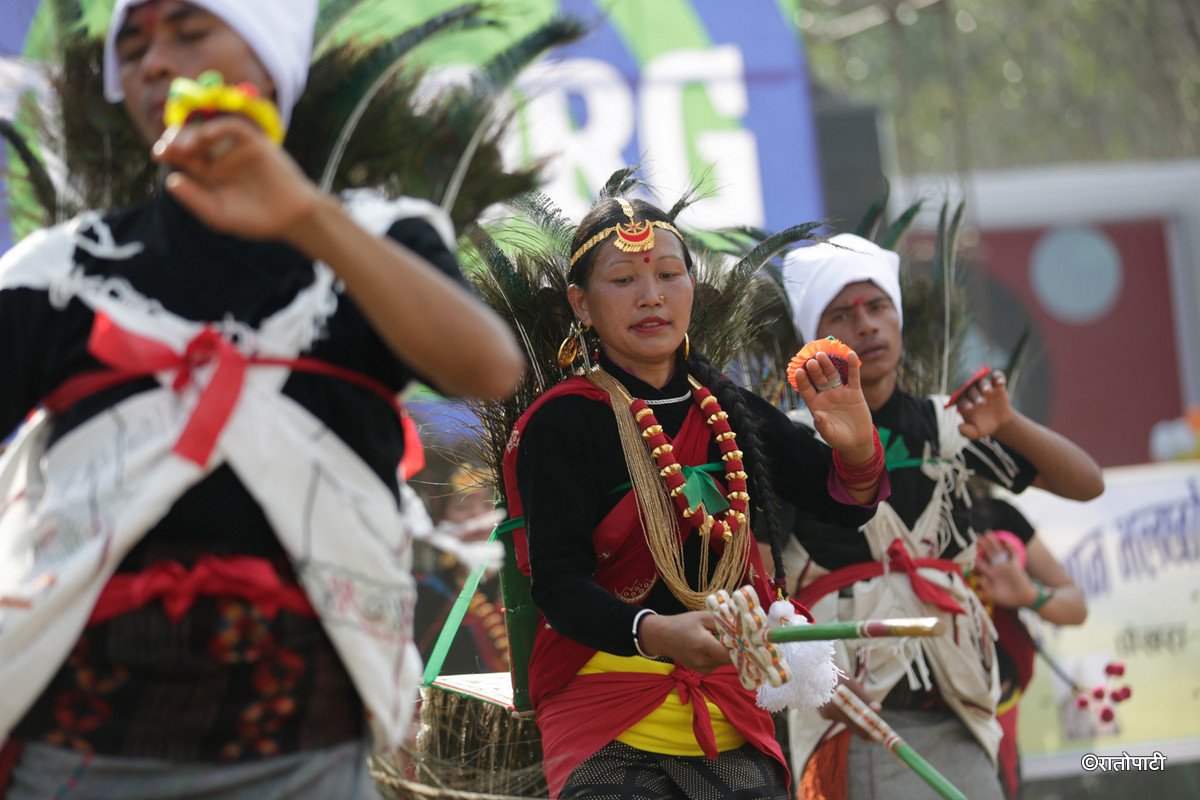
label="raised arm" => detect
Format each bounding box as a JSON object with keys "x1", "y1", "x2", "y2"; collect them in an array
[
  {"x1": 954, "y1": 370, "x2": 1103, "y2": 501},
  {"x1": 153, "y1": 116, "x2": 524, "y2": 400}
]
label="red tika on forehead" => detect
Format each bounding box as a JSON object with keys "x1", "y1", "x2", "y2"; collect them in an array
[
  {"x1": 132, "y1": 0, "x2": 165, "y2": 32},
  {"x1": 848, "y1": 285, "x2": 889, "y2": 307}
]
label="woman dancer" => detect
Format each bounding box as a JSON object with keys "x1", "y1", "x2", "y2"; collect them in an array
[{"x1": 501, "y1": 197, "x2": 889, "y2": 799}]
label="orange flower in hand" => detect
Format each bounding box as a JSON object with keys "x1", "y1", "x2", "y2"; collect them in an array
[{"x1": 787, "y1": 336, "x2": 854, "y2": 392}]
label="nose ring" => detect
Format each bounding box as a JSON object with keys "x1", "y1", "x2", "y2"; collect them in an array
[{"x1": 658, "y1": 295, "x2": 665, "y2": 302}]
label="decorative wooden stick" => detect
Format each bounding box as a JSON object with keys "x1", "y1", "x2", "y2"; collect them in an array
[
  {"x1": 707, "y1": 588, "x2": 963, "y2": 798},
  {"x1": 768, "y1": 616, "x2": 944, "y2": 643},
  {"x1": 831, "y1": 683, "x2": 967, "y2": 800},
  {"x1": 706, "y1": 587, "x2": 944, "y2": 692}
]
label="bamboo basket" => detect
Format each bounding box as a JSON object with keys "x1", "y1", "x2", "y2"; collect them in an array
[{"x1": 372, "y1": 673, "x2": 546, "y2": 799}]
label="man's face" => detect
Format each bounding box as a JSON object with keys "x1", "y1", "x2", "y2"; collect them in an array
[
  {"x1": 816, "y1": 280, "x2": 902, "y2": 386},
  {"x1": 115, "y1": 1, "x2": 275, "y2": 144}
]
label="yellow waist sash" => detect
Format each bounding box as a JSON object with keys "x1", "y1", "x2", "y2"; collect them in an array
[{"x1": 579, "y1": 651, "x2": 746, "y2": 755}]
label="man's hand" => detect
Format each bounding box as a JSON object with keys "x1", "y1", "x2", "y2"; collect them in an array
[
  {"x1": 954, "y1": 369, "x2": 1016, "y2": 440},
  {"x1": 973, "y1": 532, "x2": 1038, "y2": 609},
  {"x1": 152, "y1": 116, "x2": 321, "y2": 245}
]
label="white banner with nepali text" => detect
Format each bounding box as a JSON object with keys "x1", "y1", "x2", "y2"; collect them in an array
[{"x1": 1005, "y1": 460, "x2": 1200, "y2": 778}]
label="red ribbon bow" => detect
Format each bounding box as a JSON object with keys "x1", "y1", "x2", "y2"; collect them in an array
[
  {"x1": 795, "y1": 537, "x2": 965, "y2": 616},
  {"x1": 883, "y1": 539, "x2": 965, "y2": 615},
  {"x1": 84, "y1": 312, "x2": 247, "y2": 467},
  {"x1": 42, "y1": 312, "x2": 409, "y2": 470}
]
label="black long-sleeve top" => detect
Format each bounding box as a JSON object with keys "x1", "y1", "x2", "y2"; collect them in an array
[{"x1": 515, "y1": 352, "x2": 878, "y2": 657}]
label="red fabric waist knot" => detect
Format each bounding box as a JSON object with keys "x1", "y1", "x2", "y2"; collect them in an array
[
  {"x1": 795, "y1": 537, "x2": 965, "y2": 615},
  {"x1": 88, "y1": 555, "x2": 316, "y2": 626}
]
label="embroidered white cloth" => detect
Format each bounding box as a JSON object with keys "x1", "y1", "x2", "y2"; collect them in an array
[{"x1": 0, "y1": 191, "x2": 449, "y2": 750}]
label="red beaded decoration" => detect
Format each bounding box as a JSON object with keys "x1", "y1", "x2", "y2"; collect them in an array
[{"x1": 629, "y1": 385, "x2": 749, "y2": 542}]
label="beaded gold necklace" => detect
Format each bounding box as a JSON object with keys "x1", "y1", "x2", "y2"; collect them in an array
[{"x1": 587, "y1": 368, "x2": 752, "y2": 610}]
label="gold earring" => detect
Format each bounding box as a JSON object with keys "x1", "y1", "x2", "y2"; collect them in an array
[
  {"x1": 679, "y1": 332, "x2": 690, "y2": 360},
  {"x1": 557, "y1": 321, "x2": 591, "y2": 368}
]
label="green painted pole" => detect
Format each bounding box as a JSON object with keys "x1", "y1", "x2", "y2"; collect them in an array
[{"x1": 767, "y1": 616, "x2": 944, "y2": 643}]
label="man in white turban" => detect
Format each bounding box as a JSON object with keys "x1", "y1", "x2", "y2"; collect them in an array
[
  {"x1": 103, "y1": 0, "x2": 318, "y2": 132},
  {"x1": 0, "y1": 2, "x2": 523, "y2": 796},
  {"x1": 779, "y1": 234, "x2": 1103, "y2": 800}
]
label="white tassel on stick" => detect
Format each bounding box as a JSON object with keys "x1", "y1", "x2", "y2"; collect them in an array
[{"x1": 755, "y1": 600, "x2": 838, "y2": 712}]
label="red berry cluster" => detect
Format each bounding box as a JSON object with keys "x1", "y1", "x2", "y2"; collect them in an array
[{"x1": 1074, "y1": 661, "x2": 1131, "y2": 726}]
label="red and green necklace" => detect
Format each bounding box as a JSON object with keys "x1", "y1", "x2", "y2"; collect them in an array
[{"x1": 630, "y1": 376, "x2": 750, "y2": 542}]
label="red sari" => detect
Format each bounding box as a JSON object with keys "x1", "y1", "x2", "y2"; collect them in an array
[{"x1": 501, "y1": 376, "x2": 786, "y2": 797}]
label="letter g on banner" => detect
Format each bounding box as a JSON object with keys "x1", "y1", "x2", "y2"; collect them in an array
[{"x1": 640, "y1": 45, "x2": 764, "y2": 229}]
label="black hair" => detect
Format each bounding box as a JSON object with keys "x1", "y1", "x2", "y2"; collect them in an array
[
  {"x1": 685, "y1": 353, "x2": 791, "y2": 589},
  {"x1": 567, "y1": 197, "x2": 693, "y2": 287}
]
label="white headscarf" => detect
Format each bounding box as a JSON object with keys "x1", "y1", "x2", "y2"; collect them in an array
[
  {"x1": 782, "y1": 232, "x2": 904, "y2": 341},
  {"x1": 103, "y1": 0, "x2": 318, "y2": 126}
]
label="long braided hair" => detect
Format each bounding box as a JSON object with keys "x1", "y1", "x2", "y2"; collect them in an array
[{"x1": 567, "y1": 197, "x2": 792, "y2": 590}]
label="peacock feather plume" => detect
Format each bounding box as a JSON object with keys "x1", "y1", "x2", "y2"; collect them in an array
[{"x1": 3, "y1": 2, "x2": 584, "y2": 237}]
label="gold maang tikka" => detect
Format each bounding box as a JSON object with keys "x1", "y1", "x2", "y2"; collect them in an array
[{"x1": 569, "y1": 198, "x2": 684, "y2": 268}]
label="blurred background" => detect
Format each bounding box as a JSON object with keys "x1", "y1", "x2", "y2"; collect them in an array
[{"x1": 3, "y1": 1, "x2": 1198, "y2": 797}]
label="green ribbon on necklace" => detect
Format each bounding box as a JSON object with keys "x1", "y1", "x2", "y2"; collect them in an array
[{"x1": 609, "y1": 462, "x2": 729, "y2": 515}]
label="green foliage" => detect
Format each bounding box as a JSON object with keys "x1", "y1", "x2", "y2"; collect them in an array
[{"x1": 798, "y1": 0, "x2": 1200, "y2": 173}]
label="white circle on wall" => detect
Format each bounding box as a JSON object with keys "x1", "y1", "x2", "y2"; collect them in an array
[{"x1": 1029, "y1": 226, "x2": 1122, "y2": 324}]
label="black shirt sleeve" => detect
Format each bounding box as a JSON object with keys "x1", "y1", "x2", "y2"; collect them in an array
[
  {"x1": 971, "y1": 496, "x2": 1036, "y2": 544},
  {"x1": 0, "y1": 287, "x2": 90, "y2": 438},
  {"x1": 373, "y1": 216, "x2": 472, "y2": 395},
  {"x1": 384, "y1": 216, "x2": 465, "y2": 286},
  {"x1": 740, "y1": 389, "x2": 878, "y2": 530},
  {"x1": 962, "y1": 435, "x2": 1038, "y2": 495},
  {"x1": 516, "y1": 395, "x2": 644, "y2": 656}
]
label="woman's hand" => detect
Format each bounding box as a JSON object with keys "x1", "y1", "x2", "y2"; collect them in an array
[
  {"x1": 637, "y1": 611, "x2": 732, "y2": 674},
  {"x1": 152, "y1": 116, "x2": 321, "y2": 245},
  {"x1": 792, "y1": 350, "x2": 875, "y2": 462},
  {"x1": 973, "y1": 532, "x2": 1038, "y2": 609},
  {"x1": 954, "y1": 369, "x2": 1015, "y2": 440}
]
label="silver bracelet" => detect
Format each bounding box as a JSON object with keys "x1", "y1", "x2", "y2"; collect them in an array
[{"x1": 632, "y1": 608, "x2": 658, "y2": 659}]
